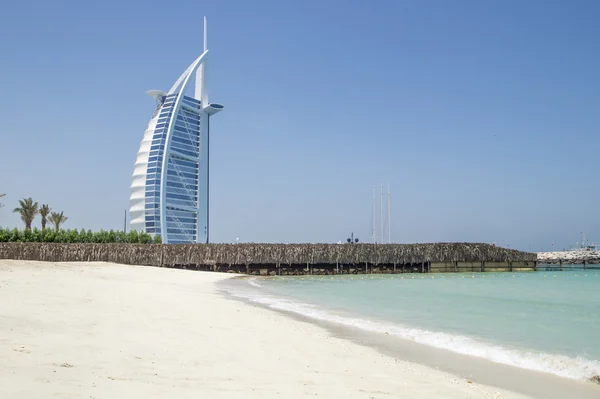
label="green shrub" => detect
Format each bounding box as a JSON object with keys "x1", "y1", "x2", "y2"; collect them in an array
[
  {"x1": 0, "y1": 228, "x2": 9, "y2": 242},
  {"x1": 55, "y1": 229, "x2": 66, "y2": 243},
  {"x1": 0, "y1": 227, "x2": 158, "y2": 244},
  {"x1": 116, "y1": 231, "x2": 125, "y2": 243},
  {"x1": 23, "y1": 228, "x2": 33, "y2": 242},
  {"x1": 68, "y1": 229, "x2": 80, "y2": 243},
  {"x1": 138, "y1": 232, "x2": 151, "y2": 244},
  {"x1": 32, "y1": 228, "x2": 42, "y2": 242},
  {"x1": 78, "y1": 228, "x2": 87, "y2": 243},
  {"x1": 10, "y1": 228, "x2": 21, "y2": 242},
  {"x1": 43, "y1": 229, "x2": 57, "y2": 242},
  {"x1": 126, "y1": 230, "x2": 139, "y2": 244},
  {"x1": 92, "y1": 230, "x2": 106, "y2": 243}
]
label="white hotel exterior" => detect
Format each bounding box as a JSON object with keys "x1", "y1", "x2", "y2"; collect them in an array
[{"x1": 129, "y1": 18, "x2": 223, "y2": 244}]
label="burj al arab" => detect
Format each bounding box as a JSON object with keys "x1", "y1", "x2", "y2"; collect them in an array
[{"x1": 129, "y1": 17, "x2": 224, "y2": 244}]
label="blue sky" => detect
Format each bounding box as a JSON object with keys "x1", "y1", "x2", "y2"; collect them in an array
[{"x1": 1, "y1": 0, "x2": 599, "y2": 251}]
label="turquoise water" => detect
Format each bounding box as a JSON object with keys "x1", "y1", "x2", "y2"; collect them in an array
[{"x1": 225, "y1": 270, "x2": 600, "y2": 381}]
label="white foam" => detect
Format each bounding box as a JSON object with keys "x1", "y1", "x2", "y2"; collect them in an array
[
  {"x1": 228, "y1": 284, "x2": 600, "y2": 381},
  {"x1": 247, "y1": 278, "x2": 264, "y2": 288}
]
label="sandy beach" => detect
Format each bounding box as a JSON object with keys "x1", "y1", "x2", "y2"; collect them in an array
[{"x1": 0, "y1": 260, "x2": 531, "y2": 398}]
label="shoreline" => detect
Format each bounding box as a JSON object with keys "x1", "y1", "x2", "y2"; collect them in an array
[
  {"x1": 220, "y1": 276, "x2": 600, "y2": 399},
  {"x1": 1, "y1": 260, "x2": 531, "y2": 399}
]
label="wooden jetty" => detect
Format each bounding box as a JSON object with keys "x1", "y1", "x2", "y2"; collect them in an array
[{"x1": 0, "y1": 242, "x2": 537, "y2": 275}]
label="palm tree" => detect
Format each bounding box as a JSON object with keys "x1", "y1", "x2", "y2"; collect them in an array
[
  {"x1": 48, "y1": 211, "x2": 68, "y2": 231},
  {"x1": 13, "y1": 197, "x2": 39, "y2": 230},
  {"x1": 39, "y1": 204, "x2": 51, "y2": 230}
]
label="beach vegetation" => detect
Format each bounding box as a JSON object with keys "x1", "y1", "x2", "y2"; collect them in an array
[
  {"x1": 3, "y1": 198, "x2": 156, "y2": 245},
  {"x1": 39, "y1": 204, "x2": 51, "y2": 230},
  {"x1": 10, "y1": 228, "x2": 21, "y2": 242},
  {"x1": 139, "y1": 231, "x2": 153, "y2": 244},
  {"x1": 127, "y1": 230, "x2": 139, "y2": 244},
  {"x1": 48, "y1": 211, "x2": 68, "y2": 231},
  {"x1": 13, "y1": 198, "x2": 39, "y2": 230},
  {"x1": 0, "y1": 227, "x2": 155, "y2": 244}
]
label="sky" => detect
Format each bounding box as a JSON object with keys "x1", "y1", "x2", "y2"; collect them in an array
[{"x1": 0, "y1": 0, "x2": 599, "y2": 251}]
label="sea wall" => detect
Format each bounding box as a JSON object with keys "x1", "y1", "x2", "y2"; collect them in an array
[
  {"x1": 537, "y1": 250, "x2": 600, "y2": 265},
  {"x1": 0, "y1": 242, "x2": 536, "y2": 274}
]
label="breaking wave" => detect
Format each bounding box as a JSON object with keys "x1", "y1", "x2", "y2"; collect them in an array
[{"x1": 224, "y1": 279, "x2": 600, "y2": 382}]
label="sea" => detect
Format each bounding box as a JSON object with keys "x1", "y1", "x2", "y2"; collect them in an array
[{"x1": 221, "y1": 269, "x2": 600, "y2": 381}]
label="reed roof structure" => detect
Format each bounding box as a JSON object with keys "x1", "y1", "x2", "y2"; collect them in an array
[{"x1": 0, "y1": 242, "x2": 536, "y2": 267}]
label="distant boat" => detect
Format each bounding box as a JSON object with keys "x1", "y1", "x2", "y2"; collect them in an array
[
  {"x1": 573, "y1": 233, "x2": 597, "y2": 252},
  {"x1": 575, "y1": 243, "x2": 597, "y2": 252}
]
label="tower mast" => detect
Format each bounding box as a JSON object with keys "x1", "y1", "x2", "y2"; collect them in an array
[
  {"x1": 387, "y1": 182, "x2": 391, "y2": 243},
  {"x1": 380, "y1": 182, "x2": 384, "y2": 245},
  {"x1": 371, "y1": 186, "x2": 376, "y2": 243}
]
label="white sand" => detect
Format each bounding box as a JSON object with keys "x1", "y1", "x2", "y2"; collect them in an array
[{"x1": 0, "y1": 260, "x2": 530, "y2": 399}]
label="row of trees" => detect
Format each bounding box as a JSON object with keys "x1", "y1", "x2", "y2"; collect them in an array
[
  {"x1": 1, "y1": 195, "x2": 160, "y2": 244},
  {"x1": 0, "y1": 227, "x2": 161, "y2": 244},
  {"x1": 12, "y1": 197, "x2": 67, "y2": 231}
]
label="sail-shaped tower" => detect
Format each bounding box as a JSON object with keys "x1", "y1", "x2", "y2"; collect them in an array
[{"x1": 129, "y1": 17, "x2": 223, "y2": 244}]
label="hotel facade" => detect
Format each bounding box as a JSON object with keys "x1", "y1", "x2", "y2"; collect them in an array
[{"x1": 129, "y1": 18, "x2": 223, "y2": 244}]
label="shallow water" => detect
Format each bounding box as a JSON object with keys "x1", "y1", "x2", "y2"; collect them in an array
[{"x1": 223, "y1": 270, "x2": 600, "y2": 381}]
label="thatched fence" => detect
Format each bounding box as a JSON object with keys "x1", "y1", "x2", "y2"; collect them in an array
[{"x1": 0, "y1": 242, "x2": 536, "y2": 274}]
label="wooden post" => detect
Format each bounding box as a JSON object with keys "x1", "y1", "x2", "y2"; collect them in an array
[
  {"x1": 509, "y1": 262, "x2": 513, "y2": 272},
  {"x1": 584, "y1": 260, "x2": 587, "y2": 271},
  {"x1": 533, "y1": 261, "x2": 537, "y2": 272},
  {"x1": 393, "y1": 262, "x2": 396, "y2": 273},
  {"x1": 246, "y1": 264, "x2": 250, "y2": 275},
  {"x1": 365, "y1": 262, "x2": 368, "y2": 274},
  {"x1": 421, "y1": 262, "x2": 424, "y2": 273},
  {"x1": 560, "y1": 260, "x2": 563, "y2": 271}
]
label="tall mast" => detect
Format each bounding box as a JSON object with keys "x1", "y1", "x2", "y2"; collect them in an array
[
  {"x1": 380, "y1": 182, "x2": 384, "y2": 245},
  {"x1": 387, "y1": 182, "x2": 391, "y2": 244},
  {"x1": 371, "y1": 186, "x2": 376, "y2": 243}
]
